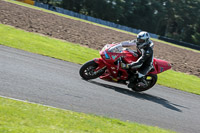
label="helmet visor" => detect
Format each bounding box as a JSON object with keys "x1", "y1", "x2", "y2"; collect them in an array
[{"x1": 137, "y1": 38, "x2": 145, "y2": 43}]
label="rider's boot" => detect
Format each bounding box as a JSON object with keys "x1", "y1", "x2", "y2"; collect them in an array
[
  {"x1": 138, "y1": 76, "x2": 148, "y2": 87},
  {"x1": 137, "y1": 72, "x2": 148, "y2": 87}
]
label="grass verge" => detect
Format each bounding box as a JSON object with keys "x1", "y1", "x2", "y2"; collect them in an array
[
  {"x1": 157, "y1": 70, "x2": 200, "y2": 94},
  {"x1": 4, "y1": 0, "x2": 200, "y2": 53},
  {"x1": 0, "y1": 97, "x2": 175, "y2": 133},
  {"x1": 0, "y1": 24, "x2": 99, "y2": 64},
  {"x1": 0, "y1": 24, "x2": 200, "y2": 95}
]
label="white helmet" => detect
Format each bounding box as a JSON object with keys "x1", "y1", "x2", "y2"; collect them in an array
[{"x1": 136, "y1": 31, "x2": 150, "y2": 49}]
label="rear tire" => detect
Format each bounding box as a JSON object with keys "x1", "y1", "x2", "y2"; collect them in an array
[
  {"x1": 131, "y1": 74, "x2": 157, "y2": 92},
  {"x1": 79, "y1": 60, "x2": 105, "y2": 80}
]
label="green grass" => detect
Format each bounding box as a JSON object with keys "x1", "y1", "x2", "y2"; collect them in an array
[
  {"x1": 157, "y1": 70, "x2": 200, "y2": 94},
  {"x1": 0, "y1": 97, "x2": 175, "y2": 133},
  {"x1": 0, "y1": 23, "x2": 200, "y2": 95},
  {"x1": 0, "y1": 24, "x2": 99, "y2": 65},
  {"x1": 4, "y1": 0, "x2": 200, "y2": 53}
]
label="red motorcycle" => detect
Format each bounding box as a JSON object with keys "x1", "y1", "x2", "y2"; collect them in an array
[{"x1": 79, "y1": 43, "x2": 171, "y2": 92}]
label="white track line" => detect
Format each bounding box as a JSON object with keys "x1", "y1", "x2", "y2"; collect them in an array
[{"x1": 0, "y1": 95, "x2": 68, "y2": 111}]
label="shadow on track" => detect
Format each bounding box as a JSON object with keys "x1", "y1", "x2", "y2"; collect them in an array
[{"x1": 89, "y1": 81, "x2": 189, "y2": 112}]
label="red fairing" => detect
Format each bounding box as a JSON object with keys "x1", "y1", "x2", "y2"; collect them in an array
[
  {"x1": 150, "y1": 59, "x2": 171, "y2": 74},
  {"x1": 93, "y1": 58, "x2": 105, "y2": 71},
  {"x1": 121, "y1": 50, "x2": 138, "y2": 63},
  {"x1": 93, "y1": 58, "x2": 103, "y2": 64}
]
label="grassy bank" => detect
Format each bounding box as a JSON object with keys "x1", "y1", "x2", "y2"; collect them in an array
[
  {"x1": 157, "y1": 70, "x2": 200, "y2": 94},
  {"x1": 0, "y1": 24, "x2": 200, "y2": 95},
  {"x1": 0, "y1": 24, "x2": 99, "y2": 64},
  {"x1": 0, "y1": 97, "x2": 174, "y2": 133}
]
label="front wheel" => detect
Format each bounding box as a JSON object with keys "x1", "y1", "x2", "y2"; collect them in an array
[
  {"x1": 79, "y1": 60, "x2": 105, "y2": 80},
  {"x1": 131, "y1": 74, "x2": 157, "y2": 92}
]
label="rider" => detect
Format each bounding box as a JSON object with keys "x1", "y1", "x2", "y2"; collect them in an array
[{"x1": 120, "y1": 31, "x2": 154, "y2": 87}]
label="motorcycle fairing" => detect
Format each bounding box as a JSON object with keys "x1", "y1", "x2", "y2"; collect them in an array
[
  {"x1": 94, "y1": 57, "x2": 129, "y2": 81},
  {"x1": 149, "y1": 59, "x2": 171, "y2": 74}
]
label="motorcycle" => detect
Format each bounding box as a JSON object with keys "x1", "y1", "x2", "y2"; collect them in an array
[{"x1": 79, "y1": 43, "x2": 171, "y2": 92}]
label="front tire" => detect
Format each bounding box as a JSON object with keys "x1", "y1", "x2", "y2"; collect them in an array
[
  {"x1": 131, "y1": 74, "x2": 157, "y2": 92},
  {"x1": 79, "y1": 60, "x2": 105, "y2": 80}
]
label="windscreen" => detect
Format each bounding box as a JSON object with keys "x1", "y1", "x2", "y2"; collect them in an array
[{"x1": 108, "y1": 44, "x2": 123, "y2": 53}]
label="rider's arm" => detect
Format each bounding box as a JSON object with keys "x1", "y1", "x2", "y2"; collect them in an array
[
  {"x1": 108, "y1": 40, "x2": 137, "y2": 52},
  {"x1": 128, "y1": 46, "x2": 153, "y2": 69},
  {"x1": 120, "y1": 40, "x2": 137, "y2": 47},
  {"x1": 128, "y1": 49, "x2": 145, "y2": 69},
  {"x1": 121, "y1": 49, "x2": 145, "y2": 69}
]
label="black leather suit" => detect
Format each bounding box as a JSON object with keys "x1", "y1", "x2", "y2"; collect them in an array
[{"x1": 129, "y1": 42, "x2": 154, "y2": 76}]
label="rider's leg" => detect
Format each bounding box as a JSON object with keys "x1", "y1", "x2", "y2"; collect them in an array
[
  {"x1": 127, "y1": 64, "x2": 153, "y2": 88},
  {"x1": 137, "y1": 72, "x2": 148, "y2": 86},
  {"x1": 128, "y1": 72, "x2": 147, "y2": 88},
  {"x1": 137, "y1": 65, "x2": 153, "y2": 86}
]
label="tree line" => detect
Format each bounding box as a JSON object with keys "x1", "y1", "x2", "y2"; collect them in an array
[{"x1": 40, "y1": 0, "x2": 200, "y2": 46}]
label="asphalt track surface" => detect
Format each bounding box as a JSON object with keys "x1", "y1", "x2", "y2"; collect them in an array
[{"x1": 1, "y1": 45, "x2": 200, "y2": 133}]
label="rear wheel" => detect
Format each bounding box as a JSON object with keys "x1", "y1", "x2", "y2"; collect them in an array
[
  {"x1": 131, "y1": 74, "x2": 157, "y2": 92},
  {"x1": 79, "y1": 60, "x2": 105, "y2": 80}
]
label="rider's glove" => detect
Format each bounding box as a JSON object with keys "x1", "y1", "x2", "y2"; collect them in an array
[{"x1": 121, "y1": 63, "x2": 129, "y2": 69}]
